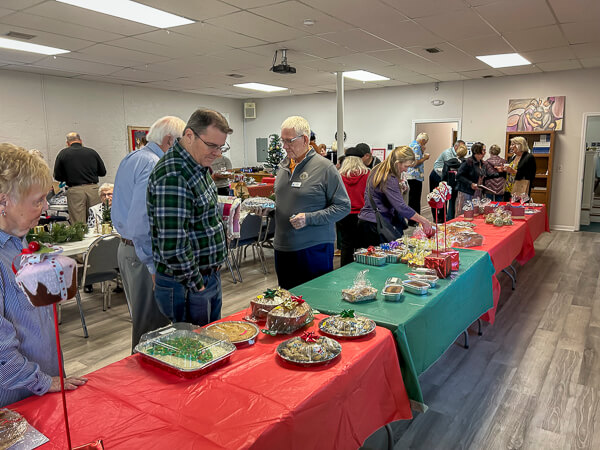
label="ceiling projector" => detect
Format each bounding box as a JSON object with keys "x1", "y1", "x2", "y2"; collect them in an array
[{"x1": 271, "y1": 49, "x2": 296, "y2": 74}]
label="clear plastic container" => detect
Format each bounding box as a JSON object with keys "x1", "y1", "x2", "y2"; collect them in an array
[
  {"x1": 406, "y1": 272, "x2": 438, "y2": 287},
  {"x1": 382, "y1": 284, "x2": 404, "y2": 302},
  {"x1": 402, "y1": 280, "x2": 430, "y2": 295},
  {"x1": 135, "y1": 323, "x2": 236, "y2": 377}
]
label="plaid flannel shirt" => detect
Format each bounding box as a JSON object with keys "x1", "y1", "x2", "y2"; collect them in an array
[{"x1": 147, "y1": 140, "x2": 226, "y2": 291}]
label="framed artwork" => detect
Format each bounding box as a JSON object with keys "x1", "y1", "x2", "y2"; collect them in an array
[
  {"x1": 371, "y1": 148, "x2": 386, "y2": 161},
  {"x1": 507, "y1": 96, "x2": 565, "y2": 132},
  {"x1": 127, "y1": 126, "x2": 150, "y2": 152}
]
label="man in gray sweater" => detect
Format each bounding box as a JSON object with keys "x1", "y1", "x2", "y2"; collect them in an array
[{"x1": 274, "y1": 116, "x2": 351, "y2": 289}]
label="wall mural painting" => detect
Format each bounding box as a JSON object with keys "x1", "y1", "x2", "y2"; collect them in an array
[{"x1": 507, "y1": 96, "x2": 565, "y2": 132}]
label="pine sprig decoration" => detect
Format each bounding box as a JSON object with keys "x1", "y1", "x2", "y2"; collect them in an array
[
  {"x1": 101, "y1": 199, "x2": 112, "y2": 225},
  {"x1": 266, "y1": 133, "x2": 285, "y2": 172},
  {"x1": 27, "y1": 222, "x2": 87, "y2": 244}
]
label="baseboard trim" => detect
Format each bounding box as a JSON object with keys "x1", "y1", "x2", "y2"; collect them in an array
[{"x1": 551, "y1": 225, "x2": 576, "y2": 232}]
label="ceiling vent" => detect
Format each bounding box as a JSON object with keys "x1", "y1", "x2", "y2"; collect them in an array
[
  {"x1": 227, "y1": 73, "x2": 244, "y2": 78},
  {"x1": 482, "y1": 75, "x2": 494, "y2": 78},
  {"x1": 425, "y1": 47, "x2": 441, "y2": 54},
  {"x1": 6, "y1": 31, "x2": 36, "y2": 40}
]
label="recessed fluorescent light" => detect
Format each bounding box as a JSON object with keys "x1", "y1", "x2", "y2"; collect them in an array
[
  {"x1": 56, "y1": 0, "x2": 194, "y2": 28},
  {"x1": 0, "y1": 37, "x2": 69, "y2": 55},
  {"x1": 476, "y1": 53, "x2": 531, "y2": 68},
  {"x1": 234, "y1": 83, "x2": 287, "y2": 92},
  {"x1": 343, "y1": 70, "x2": 390, "y2": 82}
]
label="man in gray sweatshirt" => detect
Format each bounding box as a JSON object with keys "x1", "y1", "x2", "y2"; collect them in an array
[{"x1": 274, "y1": 116, "x2": 351, "y2": 289}]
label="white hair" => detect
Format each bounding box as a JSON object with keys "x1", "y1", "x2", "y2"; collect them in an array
[
  {"x1": 98, "y1": 183, "x2": 114, "y2": 194},
  {"x1": 146, "y1": 116, "x2": 186, "y2": 145},
  {"x1": 280, "y1": 116, "x2": 311, "y2": 139},
  {"x1": 416, "y1": 132, "x2": 429, "y2": 143}
]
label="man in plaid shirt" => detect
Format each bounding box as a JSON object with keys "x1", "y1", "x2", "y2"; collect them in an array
[{"x1": 147, "y1": 109, "x2": 233, "y2": 325}]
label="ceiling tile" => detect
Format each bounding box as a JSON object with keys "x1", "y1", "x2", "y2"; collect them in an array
[
  {"x1": 74, "y1": 44, "x2": 169, "y2": 66},
  {"x1": 416, "y1": 9, "x2": 496, "y2": 41},
  {"x1": 206, "y1": 11, "x2": 307, "y2": 42},
  {"x1": 368, "y1": 49, "x2": 445, "y2": 74},
  {"x1": 381, "y1": 0, "x2": 468, "y2": 19},
  {"x1": 0, "y1": 11, "x2": 123, "y2": 42},
  {"x1": 365, "y1": 21, "x2": 441, "y2": 48},
  {"x1": 33, "y1": 55, "x2": 124, "y2": 75},
  {"x1": 105, "y1": 67, "x2": 171, "y2": 83},
  {"x1": 561, "y1": 22, "x2": 600, "y2": 45},
  {"x1": 580, "y1": 57, "x2": 600, "y2": 68},
  {"x1": 570, "y1": 42, "x2": 600, "y2": 59},
  {"x1": 536, "y1": 60, "x2": 582, "y2": 71},
  {"x1": 0, "y1": 8, "x2": 16, "y2": 18},
  {"x1": 243, "y1": 45, "x2": 320, "y2": 63},
  {"x1": 250, "y1": 1, "x2": 352, "y2": 34},
  {"x1": 24, "y1": 1, "x2": 155, "y2": 36},
  {"x1": 0, "y1": 48, "x2": 45, "y2": 64},
  {"x1": 497, "y1": 65, "x2": 543, "y2": 75},
  {"x1": 429, "y1": 72, "x2": 469, "y2": 81},
  {"x1": 475, "y1": 0, "x2": 556, "y2": 33},
  {"x1": 1, "y1": 64, "x2": 79, "y2": 78},
  {"x1": 139, "y1": 0, "x2": 239, "y2": 21},
  {"x1": 459, "y1": 68, "x2": 504, "y2": 79},
  {"x1": 206, "y1": 49, "x2": 268, "y2": 69},
  {"x1": 0, "y1": 23, "x2": 95, "y2": 51},
  {"x1": 104, "y1": 36, "x2": 190, "y2": 58},
  {"x1": 301, "y1": 0, "x2": 410, "y2": 31},
  {"x1": 276, "y1": 36, "x2": 354, "y2": 59},
  {"x1": 451, "y1": 34, "x2": 514, "y2": 56},
  {"x1": 326, "y1": 53, "x2": 392, "y2": 70},
  {"x1": 548, "y1": 0, "x2": 600, "y2": 23},
  {"x1": 521, "y1": 46, "x2": 576, "y2": 63},
  {"x1": 174, "y1": 22, "x2": 265, "y2": 48},
  {"x1": 408, "y1": 43, "x2": 489, "y2": 71},
  {"x1": 504, "y1": 25, "x2": 569, "y2": 52},
  {"x1": 1, "y1": 0, "x2": 44, "y2": 10},
  {"x1": 319, "y1": 29, "x2": 396, "y2": 52},
  {"x1": 299, "y1": 58, "x2": 348, "y2": 72},
  {"x1": 225, "y1": 0, "x2": 284, "y2": 8},
  {"x1": 132, "y1": 30, "x2": 232, "y2": 55}
]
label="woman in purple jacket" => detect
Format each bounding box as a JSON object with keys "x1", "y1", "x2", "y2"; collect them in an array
[{"x1": 357, "y1": 146, "x2": 433, "y2": 246}]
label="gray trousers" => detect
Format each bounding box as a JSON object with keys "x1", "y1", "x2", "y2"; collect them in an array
[{"x1": 117, "y1": 242, "x2": 169, "y2": 352}]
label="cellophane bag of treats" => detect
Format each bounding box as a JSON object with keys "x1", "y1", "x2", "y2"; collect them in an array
[
  {"x1": 264, "y1": 295, "x2": 313, "y2": 335},
  {"x1": 341, "y1": 269, "x2": 378, "y2": 303}
]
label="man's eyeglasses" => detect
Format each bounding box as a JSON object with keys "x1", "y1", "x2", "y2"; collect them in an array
[
  {"x1": 191, "y1": 129, "x2": 230, "y2": 153},
  {"x1": 281, "y1": 135, "x2": 304, "y2": 146}
]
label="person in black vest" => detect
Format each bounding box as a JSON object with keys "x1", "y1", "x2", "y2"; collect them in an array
[
  {"x1": 53, "y1": 132, "x2": 106, "y2": 224},
  {"x1": 442, "y1": 144, "x2": 468, "y2": 220}
]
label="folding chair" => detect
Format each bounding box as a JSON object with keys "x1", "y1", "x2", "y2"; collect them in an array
[{"x1": 229, "y1": 214, "x2": 266, "y2": 281}]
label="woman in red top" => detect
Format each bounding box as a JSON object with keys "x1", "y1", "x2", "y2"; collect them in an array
[{"x1": 337, "y1": 147, "x2": 370, "y2": 266}]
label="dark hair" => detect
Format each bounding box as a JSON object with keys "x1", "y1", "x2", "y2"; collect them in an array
[
  {"x1": 186, "y1": 109, "x2": 233, "y2": 136},
  {"x1": 471, "y1": 142, "x2": 485, "y2": 155},
  {"x1": 355, "y1": 142, "x2": 371, "y2": 156}
]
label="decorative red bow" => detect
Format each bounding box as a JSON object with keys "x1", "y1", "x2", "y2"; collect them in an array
[
  {"x1": 290, "y1": 295, "x2": 305, "y2": 304},
  {"x1": 301, "y1": 331, "x2": 318, "y2": 342}
]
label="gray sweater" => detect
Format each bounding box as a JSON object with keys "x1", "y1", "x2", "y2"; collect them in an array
[{"x1": 274, "y1": 150, "x2": 350, "y2": 251}]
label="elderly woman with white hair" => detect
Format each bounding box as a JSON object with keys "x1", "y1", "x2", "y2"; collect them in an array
[
  {"x1": 86, "y1": 182, "x2": 114, "y2": 230},
  {"x1": 0, "y1": 144, "x2": 87, "y2": 407},
  {"x1": 406, "y1": 132, "x2": 430, "y2": 226}
]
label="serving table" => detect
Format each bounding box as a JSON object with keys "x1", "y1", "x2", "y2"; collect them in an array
[
  {"x1": 9, "y1": 312, "x2": 411, "y2": 449},
  {"x1": 292, "y1": 248, "x2": 495, "y2": 408}
]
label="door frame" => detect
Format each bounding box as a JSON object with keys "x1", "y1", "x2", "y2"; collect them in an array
[
  {"x1": 411, "y1": 118, "x2": 462, "y2": 142},
  {"x1": 575, "y1": 112, "x2": 600, "y2": 231}
]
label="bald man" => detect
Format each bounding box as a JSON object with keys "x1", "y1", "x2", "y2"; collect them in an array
[{"x1": 54, "y1": 132, "x2": 106, "y2": 224}]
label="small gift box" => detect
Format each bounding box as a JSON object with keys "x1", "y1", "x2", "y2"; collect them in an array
[
  {"x1": 440, "y1": 249, "x2": 459, "y2": 271},
  {"x1": 424, "y1": 253, "x2": 451, "y2": 279},
  {"x1": 464, "y1": 209, "x2": 474, "y2": 220},
  {"x1": 484, "y1": 205, "x2": 495, "y2": 215},
  {"x1": 510, "y1": 205, "x2": 525, "y2": 219}
]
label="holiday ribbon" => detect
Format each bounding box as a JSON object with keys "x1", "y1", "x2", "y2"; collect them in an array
[
  {"x1": 281, "y1": 295, "x2": 304, "y2": 310},
  {"x1": 340, "y1": 309, "x2": 355, "y2": 318},
  {"x1": 380, "y1": 243, "x2": 390, "y2": 251},
  {"x1": 301, "y1": 331, "x2": 318, "y2": 343},
  {"x1": 263, "y1": 288, "x2": 277, "y2": 299},
  {"x1": 389, "y1": 241, "x2": 399, "y2": 249}
]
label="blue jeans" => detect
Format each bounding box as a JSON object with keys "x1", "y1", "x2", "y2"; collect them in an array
[
  {"x1": 274, "y1": 243, "x2": 334, "y2": 290},
  {"x1": 154, "y1": 271, "x2": 222, "y2": 326}
]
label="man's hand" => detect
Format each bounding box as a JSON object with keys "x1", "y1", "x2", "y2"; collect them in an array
[
  {"x1": 471, "y1": 183, "x2": 479, "y2": 190},
  {"x1": 289, "y1": 213, "x2": 307, "y2": 229},
  {"x1": 49, "y1": 376, "x2": 88, "y2": 393}
]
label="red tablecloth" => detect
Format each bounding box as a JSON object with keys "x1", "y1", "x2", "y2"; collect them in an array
[
  {"x1": 450, "y1": 204, "x2": 548, "y2": 323},
  {"x1": 10, "y1": 312, "x2": 411, "y2": 449},
  {"x1": 247, "y1": 184, "x2": 274, "y2": 197}
]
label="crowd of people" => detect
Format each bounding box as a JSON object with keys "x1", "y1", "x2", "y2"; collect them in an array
[{"x1": 0, "y1": 109, "x2": 536, "y2": 407}]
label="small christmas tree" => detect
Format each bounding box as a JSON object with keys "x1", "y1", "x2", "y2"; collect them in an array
[
  {"x1": 101, "y1": 199, "x2": 112, "y2": 225},
  {"x1": 266, "y1": 133, "x2": 285, "y2": 172}
]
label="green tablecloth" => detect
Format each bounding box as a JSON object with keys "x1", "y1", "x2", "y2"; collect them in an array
[{"x1": 292, "y1": 248, "x2": 495, "y2": 406}]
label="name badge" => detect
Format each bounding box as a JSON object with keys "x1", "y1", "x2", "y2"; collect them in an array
[{"x1": 291, "y1": 182, "x2": 302, "y2": 188}]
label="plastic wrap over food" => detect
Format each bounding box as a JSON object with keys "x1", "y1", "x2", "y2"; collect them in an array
[
  {"x1": 276, "y1": 332, "x2": 341, "y2": 365},
  {"x1": 342, "y1": 269, "x2": 378, "y2": 303},
  {"x1": 248, "y1": 287, "x2": 290, "y2": 321},
  {"x1": 264, "y1": 295, "x2": 313, "y2": 335},
  {"x1": 241, "y1": 196, "x2": 276, "y2": 215}
]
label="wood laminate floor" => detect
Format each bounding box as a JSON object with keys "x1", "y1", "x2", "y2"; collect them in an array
[{"x1": 59, "y1": 231, "x2": 600, "y2": 449}]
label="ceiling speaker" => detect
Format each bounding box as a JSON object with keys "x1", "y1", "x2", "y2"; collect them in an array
[{"x1": 244, "y1": 102, "x2": 256, "y2": 119}]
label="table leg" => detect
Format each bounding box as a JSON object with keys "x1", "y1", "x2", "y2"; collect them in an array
[{"x1": 502, "y1": 268, "x2": 516, "y2": 290}]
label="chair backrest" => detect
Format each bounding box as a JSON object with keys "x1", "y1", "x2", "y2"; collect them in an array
[
  {"x1": 237, "y1": 214, "x2": 262, "y2": 243},
  {"x1": 81, "y1": 234, "x2": 120, "y2": 286},
  {"x1": 261, "y1": 211, "x2": 276, "y2": 242}
]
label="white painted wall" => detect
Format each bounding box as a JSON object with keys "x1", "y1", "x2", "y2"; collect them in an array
[
  {"x1": 586, "y1": 116, "x2": 600, "y2": 146},
  {"x1": 243, "y1": 68, "x2": 600, "y2": 230},
  {"x1": 0, "y1": 70, "x2": 244, "y2": 182}
]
